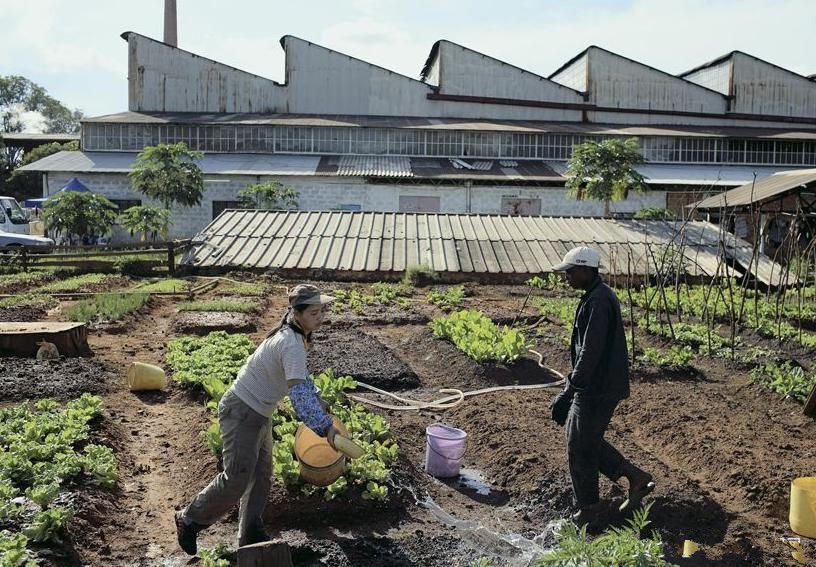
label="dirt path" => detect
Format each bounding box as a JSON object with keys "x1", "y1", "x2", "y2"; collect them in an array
[{"x1": 83, "y1": 298, "x2": 226, "y2": 564}]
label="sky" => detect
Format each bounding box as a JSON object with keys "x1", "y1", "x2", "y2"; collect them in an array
[{"x1": 1, "y1": 0, "x2": 814, "y2": 120}]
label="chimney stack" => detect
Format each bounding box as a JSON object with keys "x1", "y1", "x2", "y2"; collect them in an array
[{"x1": 164, "y1": 0, "x2": 178, "y2": 46}]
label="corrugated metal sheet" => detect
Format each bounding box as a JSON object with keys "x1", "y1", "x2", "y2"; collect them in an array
[
  {"x1": 337, "y1": 156, "x2": 412, "y2": 177},
  {"x1": 81, "y1": 111, "x2": 816, "y2": 140},
  {"x1": 549, "y1": 162, "x2": 801, "y2": 186},
  {"x1": 17, "y1": 151, "x2": 321, "y2": 175},
  {"x1": 182, "y1": 211, "x2": 788, "y2": 285},
  {"x1": 692, "y1": 168, "x2": 816, "y2": 210}
]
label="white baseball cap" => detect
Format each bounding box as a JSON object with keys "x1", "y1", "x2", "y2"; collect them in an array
[{"x1": 551, "y1": 246, "x2": 601, "y2": 271}]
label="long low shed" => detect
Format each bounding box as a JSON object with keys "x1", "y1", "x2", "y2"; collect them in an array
[{"x1": 181, "y1": 211, "x2": 789, "y2": 286}]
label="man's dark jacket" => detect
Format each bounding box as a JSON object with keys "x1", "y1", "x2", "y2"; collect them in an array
[{"x1": 567, "y1": 277, "x2": 630, "y2": 400}]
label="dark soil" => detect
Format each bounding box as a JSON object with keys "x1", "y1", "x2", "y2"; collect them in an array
[
  {"x1": 0, "y1": 306, "x2": 46, "y2": 322},
  {"x1": 0, "y1": 357, "x2": 116, "y2": 402},
  {"x1": 173, "y1": 311, "x2": 257, "y2": 335},
  {"x1": 309, "y1": 328, "x2": 420, "y2": 389},
  {"x1": 8, "y1": 281, "x2": 816, "y2": 567}
]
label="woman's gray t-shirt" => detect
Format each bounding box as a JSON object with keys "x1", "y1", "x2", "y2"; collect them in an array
[{"x1": 231, "y1": 327, "x2": 309, "y2": 417}]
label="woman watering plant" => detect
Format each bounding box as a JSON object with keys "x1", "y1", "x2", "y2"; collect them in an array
[{"x1": 175, "y1": 284, "x2": 341, "y2": 555}]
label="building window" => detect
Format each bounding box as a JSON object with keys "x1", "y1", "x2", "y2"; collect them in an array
[
  {"x1": 314, "y1": 127, "x2": 348, "y2": 154},
  {"x1": 212, "y1": 200, "x2": 243, "y2": 219},
  {"x1": 745, "y1": 140, "x2": 775, "y2": 164},
  {"x1": 398, "y1": 196, "x2": 440, "y2": 213},
  {"x1": 349, "y1": 128, "x2": 388, "y2": 154},
  {"x1": 501, "y1": 198, "x2": 541, "y2": 215},
  {"x1": 426, "y1": 131, "x2": 462, "y2": 157},
  {"x1": 388, "y1": 129, "x2": 424, "y2": 155},
  {"x1": 109, "y1": 199, "x2": 142, "y2": 212},
  {"x1": 275, "y1": 127, "x2": 313, "y2": 153},
  {"x1": 335, "y1": 204, "x2": 362, "y2": 211},
  {"x1": 463, "y1": 131, "x2": 500, "y2": 157}
]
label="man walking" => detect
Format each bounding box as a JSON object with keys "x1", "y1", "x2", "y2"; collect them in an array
[{"x1": 548, "y1": 246, "x2": 654, "y2": 527}]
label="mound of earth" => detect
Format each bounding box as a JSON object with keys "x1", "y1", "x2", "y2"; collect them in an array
[
  {"x1": 0, "y1": 306, "x2": 46, "y2": 323},
  {"x1": 309, "y1": 329, "x2": 420, "y2": 389},
  {"x1": 0, "y1": 357, "x2": 116, "y2": 402},
  {"x1": 173, "y1": 311, "x2": 256, "y2": 335}
]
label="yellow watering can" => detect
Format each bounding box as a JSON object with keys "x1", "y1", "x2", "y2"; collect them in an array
[
  {"x1": 790, "y1": 477, "x2": 816, "y2": 539},
  {"x1": 127, "y1": 362, "x2": 167, "y2": 391}
]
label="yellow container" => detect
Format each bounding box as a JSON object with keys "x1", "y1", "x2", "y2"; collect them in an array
[
  {"x1": 790, "y1": 477, "x2": 816, "y2": 539},
  {"x1": 126, "y1": 362, "x2": 167, "y2": 391},
  {"x1": 294, "y1": 417, "x2": 348, "y2": 487}
]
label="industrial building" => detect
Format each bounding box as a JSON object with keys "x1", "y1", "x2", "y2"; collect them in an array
[{"x1": 19, "y1": 27, "x2": 816, "y2": 240}]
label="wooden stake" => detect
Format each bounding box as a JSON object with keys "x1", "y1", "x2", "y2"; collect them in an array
[{"x1": 804, "y1": 381, "x2": 816, "y2": 418}]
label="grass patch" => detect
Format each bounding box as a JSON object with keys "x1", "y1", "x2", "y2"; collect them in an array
[
  {"x1": 33, "y1": 273, "x2": 124, "y2": 294},
  {"x1": 0, "y1": 293, "x2": 58, "y2": 310},
  {"x1": 133, "y1": 278, "x2": 192, "y2": 293},
  {"x1": 177, "y1": 299, "x2": 258, "y2": 313},
  {"x1": 65, "y1": 293, "x2": 151, "y2": 323},
  {"x1": 218, "y1": 280, "x2": 269, "y2": 296}
]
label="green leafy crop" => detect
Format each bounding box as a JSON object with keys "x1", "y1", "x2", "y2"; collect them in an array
[{"x1": 429, "y1": 309, "x2": 529, "y2": 363}]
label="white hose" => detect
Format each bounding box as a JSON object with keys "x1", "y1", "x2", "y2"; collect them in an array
[{"x1": 348, "y1": 349, "x2": 566, "y2": 411}]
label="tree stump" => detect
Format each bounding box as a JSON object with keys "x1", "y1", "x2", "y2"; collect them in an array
[{"x1": 237, "y1": 540, "x2": 293, "y2": 567}]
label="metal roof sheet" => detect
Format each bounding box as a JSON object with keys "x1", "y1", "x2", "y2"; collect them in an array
[
  {"x1": 691, "y1": 168, "x2": 816, "y2": 210},
  {"x1": 81, "y1": 111, "x2": 816, "y2": 139},
  {"x1": 17, "y1": 151, "x2": 321, "y2": 176},
  {"x1": 548, "y1": 162, "x2": 803, "y2": 186},
  {"x1": 182, "y1": 211, "x2": 788, "y2": 285},
  {"x1": 337, "y1": 156, "x2": 412, "y2": 177}
]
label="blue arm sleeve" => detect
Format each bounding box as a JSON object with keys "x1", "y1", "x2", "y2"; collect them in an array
[{"x1": 289, "y1": 379, "x2": 332, "y2": 436}]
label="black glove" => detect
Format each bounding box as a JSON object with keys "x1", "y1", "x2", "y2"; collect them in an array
[{"x1": 549, "y1": 390, "x2": 573, "y2": 426}]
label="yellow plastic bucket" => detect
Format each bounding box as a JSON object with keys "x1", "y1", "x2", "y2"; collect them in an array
[
  {"x1": 790, "y1": 477, "x2": 816, "y2": 538},
  {"x1": 294, "y1": 417, "x2": 348, "y2": 487},
  {"x1": 126, "y1": 362, "x2": 167, "y2": 391}
]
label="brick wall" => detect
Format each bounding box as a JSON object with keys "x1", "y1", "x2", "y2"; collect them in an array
[{"x1": 43, "y1": 172, "x2": 667, "y2": 242}]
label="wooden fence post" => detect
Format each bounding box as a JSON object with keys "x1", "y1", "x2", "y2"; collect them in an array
[{"x1": 168, "y1": 241, "x2": 175, "y2": 275}]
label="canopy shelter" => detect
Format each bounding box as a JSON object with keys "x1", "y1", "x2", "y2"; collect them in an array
[
  {"x1": 24, "y1": 177, "x2": 91, "y2": 208},
  {"x1": 690, "y1": 169, "x2": 816, "y2": 216}
]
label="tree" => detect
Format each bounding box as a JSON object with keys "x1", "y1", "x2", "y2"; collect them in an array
[
  {"x1": 237, "y1": 180, "x2": 299, "y2": 210},
  {"x1": 119, "y1": 205, "x2": 172, "y2": 241},
  {"x1": 1, "y1": 75, "x2": 83, "y2": 178},
  {"x1": 128, "y1": 143, "x2": 204, "y2": 210},
  {"x1": 633, "y1": 207, "x2": 676, "y2": 220},
  {"x1": 43, "y1": 192, "x2": 118, "y2": 244},
  {"x1": 565, "y1": 137, "x2": 647, "y2": 217}
]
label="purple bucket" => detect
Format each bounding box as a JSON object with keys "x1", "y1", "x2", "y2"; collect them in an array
[{"x1": 425, "y1": 423, "x2": 467, "y2": 478}]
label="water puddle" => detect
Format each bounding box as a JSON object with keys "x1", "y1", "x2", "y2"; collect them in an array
[
  {"x1": 458, "y1": 468, "x2": 492, "y2": 495},
  {"x1": 391, "y1": 475, "x2": 561, "y2": 566},
  {"x1": 441, "y1": 468, "x2": 510, "y2": 506}
]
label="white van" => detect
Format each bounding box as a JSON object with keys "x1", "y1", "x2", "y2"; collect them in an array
[{"x1": 0, "y1": 196, "x2": 30, "y2": 235}]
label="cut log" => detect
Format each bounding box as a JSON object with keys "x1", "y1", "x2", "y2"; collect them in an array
[{"x1": 237, "y1": 540, "x2": 293, "y2": 567}]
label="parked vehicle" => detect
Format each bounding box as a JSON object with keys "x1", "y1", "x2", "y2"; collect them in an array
[
  {"x1": 0, "y1": 230, "x2": 54, "y2": 247},
  {"x1": 0, "y1": 196, "x2": 31, "y2": 235}
]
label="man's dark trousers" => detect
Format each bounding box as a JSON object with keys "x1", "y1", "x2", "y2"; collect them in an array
[{"x1": 566, "y1": 393, "x2": 626, "y2": 508}]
